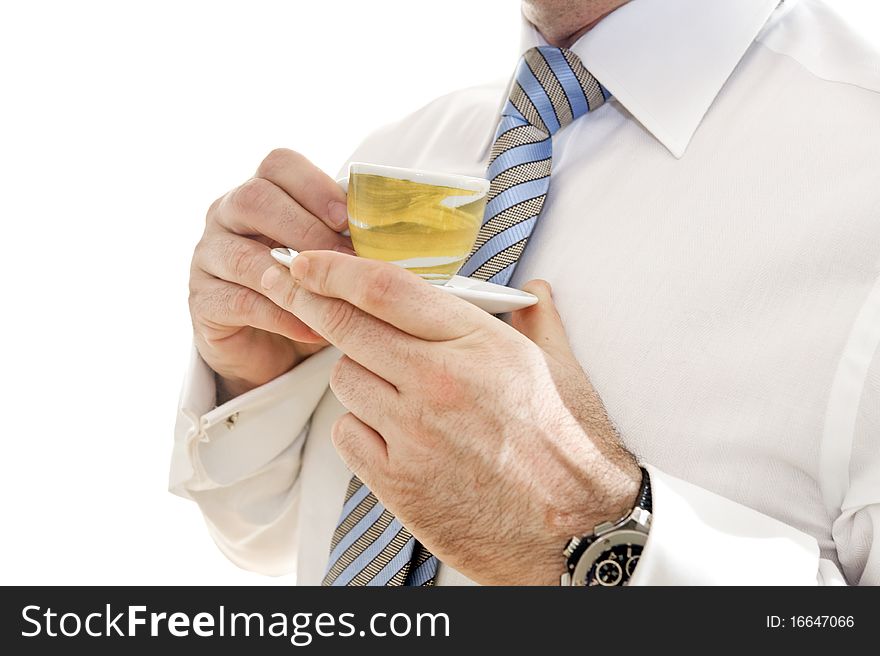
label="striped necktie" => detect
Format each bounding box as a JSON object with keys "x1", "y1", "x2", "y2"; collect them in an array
[
  {"x1": 459, "y1": 46, "x2": 608, "y2": 283},
  {"x1": 322, "y1": 46, "x2": 607, "y2": 586}
]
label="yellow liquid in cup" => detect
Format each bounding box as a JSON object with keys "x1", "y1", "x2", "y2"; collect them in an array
[{"x1": 347, "y1": 173, "x2": 487, "y2": 282}]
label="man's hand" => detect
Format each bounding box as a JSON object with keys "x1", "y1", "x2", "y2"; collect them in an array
[
  {"x1": 261, "y1": 251, "x2": 641, "y2": 585},
  {"x1": 189, "y1": 149, "x2": 355, "y2": 402}
]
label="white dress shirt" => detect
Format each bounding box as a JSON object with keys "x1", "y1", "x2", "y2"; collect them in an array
[{"x1": 170, "y1": 0, "x2": 880, "y2": 585}]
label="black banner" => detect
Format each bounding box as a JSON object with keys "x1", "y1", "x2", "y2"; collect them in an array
[{"x1": 0, "y1": 586, "x2": 873, "y2": 653}]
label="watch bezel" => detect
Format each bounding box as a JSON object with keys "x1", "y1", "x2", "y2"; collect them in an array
[{"x1": 569, "y1": 528, "x2": 648, "y2": 587}]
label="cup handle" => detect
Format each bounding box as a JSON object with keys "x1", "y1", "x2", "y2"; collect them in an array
[{"x1": 335, "y1": 175, "x2": 350, "y2": 236}]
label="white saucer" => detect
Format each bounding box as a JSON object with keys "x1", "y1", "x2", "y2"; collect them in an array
[
  {"x1": 269, "y1": 248, "x2": 537, "y2": 314},
  {"x1": 434, "y1": 275, "x2": 537, "y2": 313}
]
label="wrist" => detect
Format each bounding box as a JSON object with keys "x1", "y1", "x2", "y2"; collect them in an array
[
  {"x1": 509, "y1": 453, "x2": 641, "y2": 585},
  {"x1": 215, "y1": 373, "x2": 260, "y2": 405},
  {"x1": 599, "y1": 456, "x2": 643, "y2": 521},
  {"x1": 552, "y1": 451, "x2": 642, "y2": 540},
  {"x1": 561, "y1": 467, "x2": 652, "y2": 586},
  {"x1": 196, "y1": 336, "x2": 322, "y2": 405},
  {"x1": 213, "y1": 351, "x2": 308, "y2": 403}
]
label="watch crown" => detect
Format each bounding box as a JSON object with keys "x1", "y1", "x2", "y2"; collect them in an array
[{"x1": 562, "y1": 536, "x2": 581, "y2": 559}]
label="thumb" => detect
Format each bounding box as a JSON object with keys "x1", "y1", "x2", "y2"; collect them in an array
[{"x1": 511, "y1": 280, "x2": 576, "y2": 363}]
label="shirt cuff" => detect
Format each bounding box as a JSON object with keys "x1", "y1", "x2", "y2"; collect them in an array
[
  {"x1": 169, "y1": 344, "x2": 341, "y2": 493},
  {"x1": 629, "y1": 465, "x2": 821, "y2": 585}
]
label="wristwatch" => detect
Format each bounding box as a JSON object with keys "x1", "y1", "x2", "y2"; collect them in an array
[{"x1": 560, "y1": 467, "x2": 652, "y2": 586}]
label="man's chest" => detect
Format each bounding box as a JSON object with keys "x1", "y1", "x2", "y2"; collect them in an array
[{"x1": 342, "y1": 71, "x2": 880, "y2": 546}]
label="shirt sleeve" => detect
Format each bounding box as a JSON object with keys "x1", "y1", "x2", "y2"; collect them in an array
[
  {"x1": 831, "y1": 341, "x2": 880, "y2": 586},
  {"x1": 632, "y1": 346, "x2": 880, "y2": 586},
  {"x1": 168, "y1": 344, "x2": 340, "y2": 575}
]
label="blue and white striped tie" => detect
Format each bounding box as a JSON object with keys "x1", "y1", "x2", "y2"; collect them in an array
[
  {"x1": 459, "y1": 46, "x2": 608, "y2": 283},
  {"x1": 322, "y1": 46, "x2": 607, "y2": 586}
]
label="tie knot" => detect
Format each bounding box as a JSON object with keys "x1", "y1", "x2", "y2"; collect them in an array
[{"x1": 506, "y1": 46, "x2": 608, "y2": 135}]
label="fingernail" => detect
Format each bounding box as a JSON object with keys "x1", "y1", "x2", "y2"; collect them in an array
[
  {"x1": 261, "y1": 266, "x2": 283, "y2": 291},
  {"x1": 290, "y1": 254, "x2": 310, "y2": 282},
  {"x1": 328, "y1": 201, "x2": 349, "y2": 230},
  {"x1": 333, "y1": 244, "x2": 357, "y2": 256}
]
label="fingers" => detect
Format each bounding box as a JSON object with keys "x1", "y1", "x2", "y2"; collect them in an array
[
  {"x1": 255, "y1": 148, "x2": 349, "y2": 232},
  {"x1": 192, "y1": 235, "x2": 322, "y2": 342},
  {"x1": 191, "y1": 275, "x2": 322, "y2": 344},
  {"x1": 510, "y1": 280, "x2": 577, "y2": 364},
  {"x1": 330, "y1": 355, "x2": 400, "y2": 438},
  {"x1": 260, "y1": 264, "x2": 423, "y2": 384},
  {"x1": 285, "y1": 250, "x2": 488, "y2": 341},
  {"x1": 213, "y1": 176, "x2": 351, "y2": 252},
  {"x1": 194, "y1": 233, "x2": 280, "y2": 293},
  {"x1": 331, "y1": 412, "x2": 389, "y2": 484}
]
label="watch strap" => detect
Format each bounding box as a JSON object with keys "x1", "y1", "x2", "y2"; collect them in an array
[{"x1": 636, "y1": 466, "x2": 652, "y2": 513}]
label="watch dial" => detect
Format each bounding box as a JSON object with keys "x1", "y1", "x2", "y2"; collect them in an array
[
  {"x1": 587, "y1": 544, "x2": 643, "y2": 586},
  {"x1": 624, "y1": 554, "x2": 640, "y2": 577}
]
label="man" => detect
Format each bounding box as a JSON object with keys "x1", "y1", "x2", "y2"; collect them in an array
[{"x1": 171, "y1": 0, "x2": 880, "y2": 585}]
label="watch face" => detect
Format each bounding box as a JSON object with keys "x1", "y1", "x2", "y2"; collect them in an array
[
  {"x1": 586, "y1": 543, "x2": 643, "y2": 586},
  {"x1": 569, "y1": 527, "x2": 649, "y2": 587}
]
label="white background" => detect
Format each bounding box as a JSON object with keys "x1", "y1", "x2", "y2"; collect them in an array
[{"x1": 0, "y1": 0, "x2": 877, "y2": 585}]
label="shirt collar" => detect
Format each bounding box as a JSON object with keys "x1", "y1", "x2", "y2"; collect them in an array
[{"x1": 517, "y1": 0, "x2": 792, "y2": 158}]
